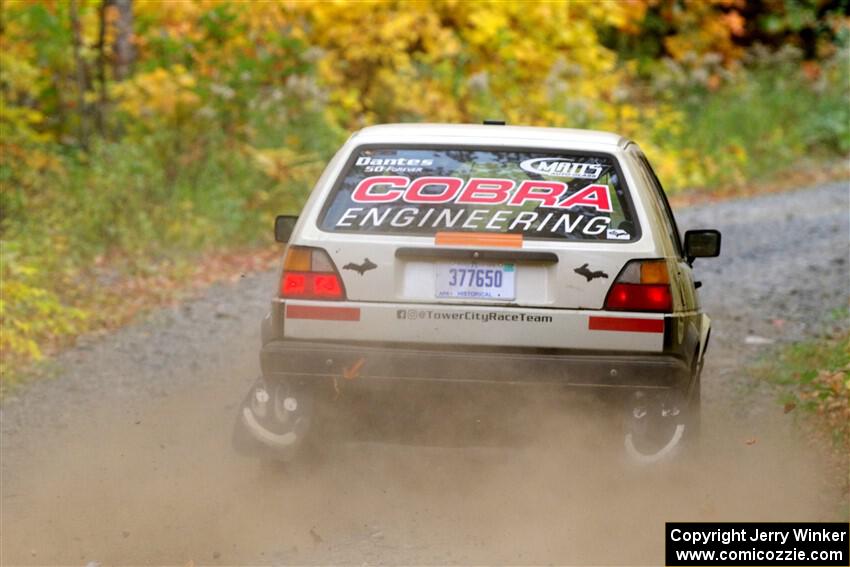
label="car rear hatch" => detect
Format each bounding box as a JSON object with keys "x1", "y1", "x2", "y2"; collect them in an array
[{"x1": 281, "y1": 144, "x2": 666, "y2": 352}]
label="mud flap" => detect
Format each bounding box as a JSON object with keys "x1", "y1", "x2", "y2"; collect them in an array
[{"x1": 232, "y1": 376, "x2": 314, "y2": 462}]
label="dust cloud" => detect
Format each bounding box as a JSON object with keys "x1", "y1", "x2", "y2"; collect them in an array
[{"x1": 2, "y1": 350, "x2": 844, "y2": 565}]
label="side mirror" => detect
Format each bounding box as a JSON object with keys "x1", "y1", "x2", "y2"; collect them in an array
[
  {"x1": 684, "y1": 229, "x2": 721, "y2": 263},
  {"x1": 274, "y1": 215, "x2": 298, "y2": 243}
]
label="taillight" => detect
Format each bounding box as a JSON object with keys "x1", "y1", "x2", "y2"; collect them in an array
[
  {"x1": 605, "y1": 283, "x2": 672, "y2": 312},
  {"x1": 279, "y1": 246, "x2": 346, "y2": 300},
  {"x1": 604, "y1": 259, "x2": 673, "y2": 313}
]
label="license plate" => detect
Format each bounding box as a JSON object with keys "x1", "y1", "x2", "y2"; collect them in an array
[{"x1": 435, "y1": 263, "x2": 515, "y2": 300}]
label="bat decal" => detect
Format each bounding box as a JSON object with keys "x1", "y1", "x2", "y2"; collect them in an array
[
  {"x1": 574, "y1": 263, "x2": 608, "y2": 282},
  {"x1": 343, "y1": 258, "x2": 377, "y2": 275}
]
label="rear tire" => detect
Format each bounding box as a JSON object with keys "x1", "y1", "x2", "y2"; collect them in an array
[
  {"x1": 232, "y1": 376, "x2": 315, "y2": 462},
  {"x1": 624, "y1": 356, "x2": 702, "y2": 464},
  {"x1": 623, "y1": 391, "x2": 685, "y2": 463}
]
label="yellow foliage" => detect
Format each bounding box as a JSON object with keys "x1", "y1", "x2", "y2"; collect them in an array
[
  {"x1": 112, "y1": 65, "x2": 201, "y2": 124},
  {"x1": 248, "y1": 146, "x2": 320, "y2": 184},
  {"x1": 304, "y1": 0, "x2": 641, "y2": 127},
  {"x1": 0, "y1": 252, "x2": 88, "y2": 380},
  {"x1": 653, "y1": 0, "x2": 747, "y2": 63}
]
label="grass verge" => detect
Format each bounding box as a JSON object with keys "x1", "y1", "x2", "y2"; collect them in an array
[
  {"x1": 669, "y1": 158, "x2": 849, "y2": 208},
  {"x1": 0, "y1": 245, "x2": 282, "y2": 397},
  {"x1": 757, "y1": 319, "x2": 850, "y2": 454}
]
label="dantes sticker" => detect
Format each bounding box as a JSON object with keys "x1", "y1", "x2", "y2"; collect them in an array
[{"x1": 355, "y1": 156, "x2": 433, "y2": 174}]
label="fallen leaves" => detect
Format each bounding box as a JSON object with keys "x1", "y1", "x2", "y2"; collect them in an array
[
  {"x1": 801, "y1": 364, "x2": 850, "y2": 445},
  {"x1": 760, "y1": 333, "x2": 850, "y2": 454},
  {"x1": 2, "y1": 244, "x2": 284, "y2": 391}
]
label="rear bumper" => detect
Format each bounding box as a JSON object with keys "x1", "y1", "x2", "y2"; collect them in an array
[{"x1": 260, "y1": 340, "x2": 691, "y2": 391}]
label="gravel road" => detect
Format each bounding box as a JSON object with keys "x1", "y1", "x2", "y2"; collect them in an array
[{"x1": 2, "y1": 182, "x2": 848, "y2": 565}]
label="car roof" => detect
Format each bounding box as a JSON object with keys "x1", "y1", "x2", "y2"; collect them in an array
[{"x1": 351, "y1": 123, "x2": 631, "y2": 149}]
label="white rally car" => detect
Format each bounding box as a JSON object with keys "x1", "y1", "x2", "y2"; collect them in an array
[{"x1": 233, "y1": 123, "x2": 721, "y2": 462}]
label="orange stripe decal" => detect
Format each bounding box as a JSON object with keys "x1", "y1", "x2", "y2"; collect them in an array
[{"x1": 435, "y1": 232, "x2": 523, "y2": 248}]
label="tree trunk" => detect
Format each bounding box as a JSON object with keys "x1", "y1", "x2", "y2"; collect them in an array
[
  {"x1": 114, "y1": 0, "x2": 134, "y2": 81},
  {"x1": 69, "y1": 0, "x2": 89, "y2": 150},
  {"x1": 95, "y1": 0, "x2": 109, "y2": 136}
]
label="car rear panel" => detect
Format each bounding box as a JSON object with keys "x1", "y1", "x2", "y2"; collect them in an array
[{"x1": 277, "y1": 129, "x2": 678, "y2": 355}]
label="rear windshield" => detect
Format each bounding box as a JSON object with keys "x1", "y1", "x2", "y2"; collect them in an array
[{"x1": 319, "y1": 146, "x2": 638, "y2": 242}]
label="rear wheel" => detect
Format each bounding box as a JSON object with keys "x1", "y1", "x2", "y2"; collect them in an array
[
  {"x1": 623, "y1": 359, "x2": 701, "y2": 463},
  {"x1": 232, "y1": 376, "x2": 315, "y2": 462},
  {"x1": 623, "y1": 391, "x2": 686, "y2": 463}
]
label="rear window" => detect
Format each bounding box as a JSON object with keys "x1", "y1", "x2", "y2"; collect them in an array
[{"x1": 319, "y1": 146, "x2": 639, "y2": 242}]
